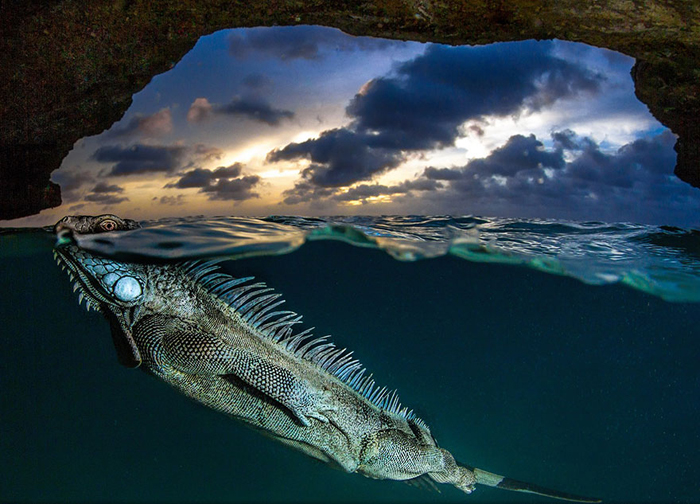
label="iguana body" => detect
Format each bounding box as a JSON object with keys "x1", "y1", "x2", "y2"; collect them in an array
[{"x1": 53, "y1": 215, "x2": 599, "y2": 502}]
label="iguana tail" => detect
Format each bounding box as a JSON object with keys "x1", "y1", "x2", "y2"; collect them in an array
[{"x1": 461, "y1": 463, "x2": 601, "y2": 503}]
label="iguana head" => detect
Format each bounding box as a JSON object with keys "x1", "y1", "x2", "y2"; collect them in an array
[
  {"x1": 54, "y1": 214, "x2": 140, "y2": 235},
  {"x1": 54, "y1": 214, "x2": 147, "y2": 367},
  {"x1": 54, "y1": 243, "x2": 148, "y2": 310}
]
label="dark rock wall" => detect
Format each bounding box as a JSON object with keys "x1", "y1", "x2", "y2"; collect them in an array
[{"x1": 1, "y1": 0, "x2": 698, "y2": 219}]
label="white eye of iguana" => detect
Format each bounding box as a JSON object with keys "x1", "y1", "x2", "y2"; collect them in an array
[{"x1": 113, "y1": 276, "x2": 142, "y2": 302}]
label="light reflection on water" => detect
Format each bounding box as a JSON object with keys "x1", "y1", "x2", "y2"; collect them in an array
[{"x1": 48, "y1": 215, "x2": 700, "y2": 302}]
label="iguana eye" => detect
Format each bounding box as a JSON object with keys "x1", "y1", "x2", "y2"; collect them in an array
[
  {"x1": 113, "y1": 276, "x2": 142, "y2": 302},
  {"x1": 100, "y1": 219, "x2": 117, "y2": 232}
]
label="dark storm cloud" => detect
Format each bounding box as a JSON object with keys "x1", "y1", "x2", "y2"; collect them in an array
[
  {"x1": 330, "y1": 184, "x2": 403, "y2": 201},
  {"x1": 281, "y1": 176, "x2": 442, "y2": 205},
  {"x1": 551, "y1": 129, "x2": 580, "y2": 151},
  {"x1": 418, "y1": 134, "x2": 571, "y2": 206},
  {"x1": 92, "y1": 144, "x2": 187, "y2": 176},
  {"x1": 267, "y1": 128, "x2": 404, "y2": 186},
  {"x1": 187, "y1": 97, "x2": 294, "y2": 126},
  {"x1": 415, "y1": 130, "x2": 692, "y2": 224},
  {"x1": 330, "y1": 178, "x2": 443, "y2": 202},
  {"x1": 216, "y1": 96, "x2": 294, "y2": 126},
  {"x1": 165, "y1": 168, "x2": 213, "y2": 188},
  {"x1": 91, "y1": 182, "x2": 125, "y2": 193},
  {"x1": 228, "y1": 26, "x2": 394, "y2": 61},
  {"x1": 50, "y1": 171, "x2": 127, "y2": 205},
  {"x1": 346, "y1": 42, "x2": 603, "y2": 149},
  {"x1": 211, "y1": 164, "x2": 243, "y2": 179},
  {"x1": 164, "y1": 163, "x2": 260, "y2": 202},
  {"x1": 423, "y1": 167, "x2": 465, "y2": 181},
  {"x1": 201, "y1": 176, "x2": 261, "y2": 201},
  {"x1": 566, "y1": 132, "x2": 678, "y2": 189},
  {"x1": 280, "y1": 181, "x2": 337, "y2": 205},
  {"x1": 425, "y1": 134, "x2": 566, "y2": 179},
  {"x1": 268, "y1": 41, "x2": 604, "y2": 188},
  {"x1": 83, "y1": 181, "x2": 129, "y2": 205},
  {"x1": 276, "y1": 129, "x2": 698, "y2": 226},
  {"x1": 50, "y1": 170, "x2": 95, "y2": 201},
  {"x1": 165, "y1": 163, "x2": 243, "y2": 189}
]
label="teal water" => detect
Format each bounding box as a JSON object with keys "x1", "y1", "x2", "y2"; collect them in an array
[{"x1": 1, "y1": 216, "x2": 699, "y2": 502}]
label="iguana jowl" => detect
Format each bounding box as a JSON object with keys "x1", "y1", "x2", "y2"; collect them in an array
[{"x1": 53, "y1": 215, "x2": 599, "y2": 502}]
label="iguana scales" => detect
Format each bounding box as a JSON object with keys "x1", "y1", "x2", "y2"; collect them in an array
[{"x1": 53, "y1": 214, "x2": 600, "y2": 502}]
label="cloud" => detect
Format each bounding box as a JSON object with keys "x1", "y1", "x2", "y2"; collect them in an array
[
  {"x1": 49, "y1": 170, "x2": 130, "y2": 205},
  {"x1": 418, "y1": 130, "x2": 693, "y2": 225},
  {"x1": 330, "y1": 178, "x2": 443, "y2": 202},
  {"x1": 274, "y1": 129, "x2": 700, "y2": 226},
  {"x1": 216, "y1": 96, "x2": 294, "y2": 126},
  {"x1": 268, "y1": 128, "x2": 404, "y2": 186},
  {"x1": 201, "y1": 175, "x2": 261, "y2": 201},
  {"x1": 280, "y1": 181, "x2": 337, "y2": 205},
  {"x1": 165, "y1": 163, "x2": 243, "y2": 189},
  {"x1": 82, "y1": 181, "x2": 129, "y2": 205},
  {"x1": 345, "y1": 41, "x2": 603, "y2": 149},
  {"x1": 187, "y1": 98, "x2": 213, "y2": 123},
  {"x1": 426, "y1": 134, "x2": 566, "y2": 179},
  {"x1": 92, "y1": 144, "x2": 187, "y2": 176},
  {"x1": 187, "y1": 96, "x2": 294, "y2": 126},
  {"x1": 192, "y1": 144, "x2": 224, "y2": 162},
  {"x1": 105, "y1": 109, "x2": 173, "y2": 138},
  {"x1": 158, "y1": 195, "x2": 186, "y2": 206},
  {"x1": 50, "y1": 170, "x2": 95, "y2": 201},
  {"x1": 227, "y1": 26, "x2": 394, "y2": 61},
  {"x1": 91, "y1": 182, "x2": 125, "y2": 193},
  {"x1": 268, "y1": 40, "x2": 604, "y2": 189},
  {"x1": 164, "y1": 163, "x2": 260, "y2": 201},
  {"x1": 281, "y1": 177, "x2": 442, "y2": 205},
  {"x1": 551, "y1": 129, "x2": 580, "y2": 151}
]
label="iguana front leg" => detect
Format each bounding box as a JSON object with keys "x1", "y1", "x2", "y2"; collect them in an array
[
  {"x1": 217, "y1": 351, "x2": 337, "y2": 426},
  {"x1": 137, "y1": 315, "x2": 336, "y2": 426}
]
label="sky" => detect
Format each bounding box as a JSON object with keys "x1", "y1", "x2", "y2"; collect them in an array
[{"x1": 6, "y1": 26, "x2": 700, "y2": 228}]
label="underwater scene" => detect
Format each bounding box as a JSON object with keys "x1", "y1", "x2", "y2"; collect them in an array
[
  {"x1": 1, "y1": 215, "x2": 699, "y2": 503},
  {"x1": 2, "y1": 23, "x2": 700, "y2": 504}
]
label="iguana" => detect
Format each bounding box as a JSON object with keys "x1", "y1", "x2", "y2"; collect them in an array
[{"x1": 53, "y1": 214, "x2": 600, "y2": 502}]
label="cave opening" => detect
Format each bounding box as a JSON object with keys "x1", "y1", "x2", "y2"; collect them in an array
[{"x1": 5, "y1": 26, "x2": 699, "y2": 229}]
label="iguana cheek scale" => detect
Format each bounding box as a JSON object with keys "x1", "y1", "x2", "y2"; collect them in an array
[{"x1": 52, "y1": 215, "x2": 600, "y2": 503}]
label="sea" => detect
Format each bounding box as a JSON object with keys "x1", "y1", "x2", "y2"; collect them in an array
[{"x1": 1, "y1": 215, "x2": 698, "y2": 503}]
